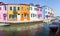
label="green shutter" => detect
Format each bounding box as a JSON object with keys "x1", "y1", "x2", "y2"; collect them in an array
[
  {"x1": 9, "y1": 14, "x2": 12, "y2": 18},
  {"x1": 30, "y1": 7, "x2": 32, "y2": 10},
  {"x1": 33, "y1": 14, "x2": 34, "y2": 17},
  {"x1": 4, "y1": 5, "x2": 6, "y2": 10},
  {"x1": 9, "y1": 15, "x2": 11, "y2": 18},
  {"x1": 10, "y1": 7, "x2": 12, "y2": 10},
  {"x1": 14, "y1": 14, "x2": 17, "y2": 18},
  {"x1": 12, "y1": 15, "x2": 14, "y2": 18},
  {"x1": 18, "y1": 7, "x2": 20, "y2": 10},
  {"x1": 34, "y1": 8, "x2": 38, "y2": 11},
  {"x1": 31, "y1": 14, "x2": 32, "y2": 17},
  {"x1": 14, "y1": 7, "x2": 16, "y2": 12}
]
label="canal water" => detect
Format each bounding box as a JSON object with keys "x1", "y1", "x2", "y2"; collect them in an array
[{"x1": 0, "y1": 23, "x2": 55, "y2": 36}]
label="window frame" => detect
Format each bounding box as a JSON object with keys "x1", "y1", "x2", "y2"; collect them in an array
[
  {"x1": 18, "y1": 7, "x2": 20, "y2": 10},
  {"x1": 30, "y1": 7, "x2": 32, "y2": 10},
  {"x1": 0, "y1": 7, "x2": 1, "y2": 10},
  {"x1": 4, "y1": 5, "x2": 6, "y2": 10},
  {"x1": 34, "y1": 8, "x2": 38, "y2": 11},
  {"x1": 13, "y1": 7, "x2": 16, "y2": 12},
  {"x1": 10, "y1": 7, "x2": 12, "y2": 10}
]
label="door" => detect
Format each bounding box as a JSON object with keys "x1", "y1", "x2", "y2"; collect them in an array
[
  {"x1": 17, "y1": 14, "x2": 20, "y2": 21},
  {"x1": 3, "y1": 14, "x2": 7, "y2": 20}
]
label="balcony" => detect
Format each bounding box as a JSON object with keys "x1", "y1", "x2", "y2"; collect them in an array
[{"x1": 13, "y1": 11, "x2": 17, "y2": 14}]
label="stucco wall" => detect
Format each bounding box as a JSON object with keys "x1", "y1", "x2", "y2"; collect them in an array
[
  {"x1": 0, "y1": 5, "x2": 7, "y2": 21},
  {"x1": 30, "y1": 6, "x2": 38, "y2": 21}
]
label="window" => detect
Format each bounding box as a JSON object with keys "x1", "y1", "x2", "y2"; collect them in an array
[
  {"x1": 37, "y1": 9, "x2": 39, "y2": 11},
  {"x1": 9, "y1": 14, "x2": 12, "y2": 18},
  {"x1": 14, "y1": 14, "x2": 17, "y2": 18},
  {"x1": 31, "y1": 14, "x2": 35, "y2": 17},
  {"x1": 21, "y1": 7, "x2": 23, "y2": 10},
  {"x1": 27, "y1": 14, "x2": 29, "y2": 17},
  {"x1": 33, "y1": 14, "x2": 35, "y2": 17},
  {"x1": 38, "y1": 14, "x2": 40, "y2": 18},
  {"x1": 48, "y1": 12, "x2": 50, "y2": 14},
  {"x1": 31, "y1": 14, "x2": 33, "y2": 17},
  {"x1": 45, "y1": 11, "x2": 47, "y2": 13},
  {"x1": 9, "y1": 14, "x2": 17, "y2": 18},
  {"x1": 30, "y1": 7, "x2": 32, "y2": 10},
  {"x1": 40, "y1": 9, "x2": 42, "y2": 11},
  {"x1": 38, "y1": 14, "x2": 42, "y2": 18},
  {"x1": 13, "y1": 7, "x2": 16, "y2": 12},
  {"x1": 34, "y1": 8, "x2": 38, "y2": 11},
  {"x1": 27, "y1": 8, "x2": 29, "y2": 10},
  {"x1": 10, "y1": 7, "x2": 12, "y2": 10},
  {"x1": 21, "y1": 14, "x2": 24, "y2": 17},
  {"x1": 18, "y1": 7, "x2": 20, "y2": 10},
  {"x1": 18, "y1": 14, "x2": 20, "y2": 15},
  {"x1": 12, "y1": 15, "x2": 14, "y2": 18},
  {"x1": 24, "y1": 14, "x2": 26, "y2": 18},
  {"x1": 45, "y1": 8, "x2": 47, "y2": 9},
  {"x1": 0, "y1": 7, "x2": 1, "y2": 10},
  {"x1": 4, "y1": 5, "x2": 6, "y2": 10}
]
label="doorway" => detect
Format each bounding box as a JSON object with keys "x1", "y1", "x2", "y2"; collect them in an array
[
  {"x1": 3, "y1": 14, "x2": 7, "y2": 20},
  {"x1": 17, "y1": 14, "x2": 20, "y2": 21}
]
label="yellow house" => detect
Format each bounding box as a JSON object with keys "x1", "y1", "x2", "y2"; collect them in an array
[
  {"x1": 20, "y1": 4, "x2": 30, "y2": 21},
  {"x1": 8, "y1": 4, "x2": 20, "y2": 21}
]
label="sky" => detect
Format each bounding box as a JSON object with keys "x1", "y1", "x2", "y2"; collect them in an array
[{"x1": 0, "y1": 0, "x2": 60, "y2": 16}]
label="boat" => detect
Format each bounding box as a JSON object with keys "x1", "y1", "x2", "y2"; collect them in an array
[{"x1": 0, "y1": 23, "x2": 10, "y2": 26}]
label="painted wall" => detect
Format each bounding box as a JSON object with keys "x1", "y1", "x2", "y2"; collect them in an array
[
  {"x1": 36, "y1": 5, "x2": 42, "y2": 20},
  {"x1": 0, "y1": 4, "x2": 7, "y2": 21},
  {"x1": 30, "y1": 5, "x2": 38, "y2": 21},
  {"x1": 42, "y1": 6, "x2": 54, "y2": 20},
  {"x1": 20, "y1": 4, "x2": 30, "y2": 21},
  {"x1": 8, "y1": 4, "x2": 20, "y2": 21}
]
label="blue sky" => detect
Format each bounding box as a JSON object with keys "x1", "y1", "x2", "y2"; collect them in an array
[{"x1": 0, "y1": 0, "x2": 60, "y2": 16}]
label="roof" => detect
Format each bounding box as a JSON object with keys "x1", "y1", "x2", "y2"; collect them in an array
[{"x1": 20, "y1": 4, "x2": 30, "y2": 6}]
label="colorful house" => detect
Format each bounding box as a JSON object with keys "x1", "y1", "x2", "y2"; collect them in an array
[
  {"x1": 42, "y1": 6, "x2": 54, "y2": 21},
  {"x1": 8, "y1": 4, "x2": 20, "y2": 21},
  {"x1": 20, "y1": 4, "x2": 30, "y2": 21},
  {"x1": 0, "y1": 2, "x2": 54, "y2": 22},
  {"x1": 0, "y1": 2, "x2": 7, "y2": 21},
  {"x1": 50, "y1": 9, "x2": 54, "y2": 17},
  {"x1": 30, "y1": 4, "x2": 38, "y2": 21},
  {"x1": 35, "y1": 5, "x2": 42, "y2": 21}
]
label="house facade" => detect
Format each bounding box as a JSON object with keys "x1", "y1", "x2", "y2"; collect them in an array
[
  {"x1": 0, "y1": 2, "x2": 7, "y2": 21},
  {"x1": 8, "y1": 4, "x2": 20, "y2": 21},
  {"x1": 0, "y1": 2, "x2": 54, "y2": 22},
  {"x1": 35, "y1": 5, "x2": 42, "y2": 21},
  {"x1": 20, "y1": 4, "x2": 30, "y2": 21},
  {"x1": 42, "y1": 6, "x2": 54, "y2": 22},
  {"x1": 30, "y1": 4, "x2": 38, "y2": 21}
]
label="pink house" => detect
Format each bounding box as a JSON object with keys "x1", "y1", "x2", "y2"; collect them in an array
[
  {"x1": 0, "y1": 2, "x2": 7, "y2": 21},
  {"x1": 36, "y1": 5, "x2": 42, "y2": 20}
]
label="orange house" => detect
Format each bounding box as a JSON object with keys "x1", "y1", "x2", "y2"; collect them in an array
[{"x1": 20, "y1": 4, "x2": 30, "y2": 21}]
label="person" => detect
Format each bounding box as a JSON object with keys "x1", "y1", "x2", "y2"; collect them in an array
[{"x1": 55, "y1": 24, "x2": 60, "y2": 36}]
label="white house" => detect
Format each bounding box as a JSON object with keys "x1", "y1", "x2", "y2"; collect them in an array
[{"x1": 30, "y1": 4, "x2": 38, "y2": 21}]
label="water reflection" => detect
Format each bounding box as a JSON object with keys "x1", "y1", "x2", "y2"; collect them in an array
[{"x1": 0, "y1": 24, "x2": 50, "y2": 36}]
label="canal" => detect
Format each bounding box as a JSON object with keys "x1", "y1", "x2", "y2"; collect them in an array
[{"x1": 0, "y1": 23, "x2": 56, "y2": 36}]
